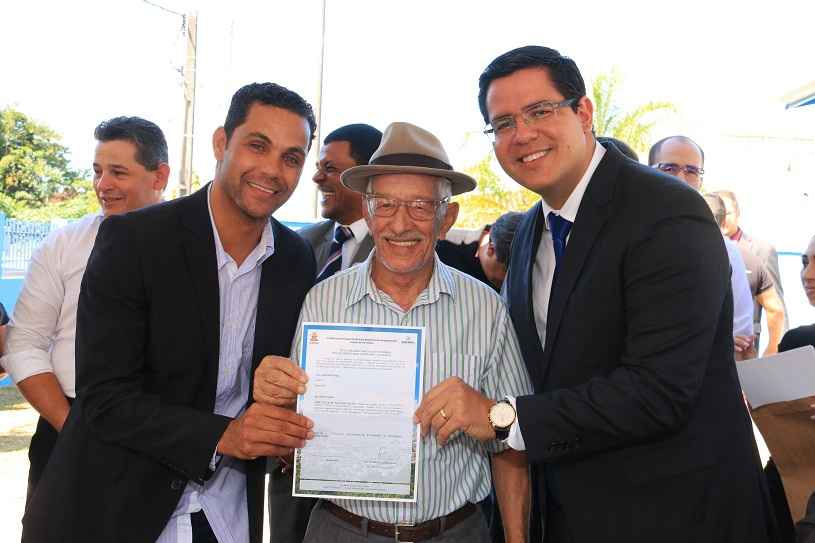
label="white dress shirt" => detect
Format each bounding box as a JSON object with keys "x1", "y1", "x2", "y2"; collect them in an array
[
  {"x1": 340, "y1": 217, "x2": 369, "y2": 269},
  {"x1": 505, "y1": 143, "x2": 606, "y2": 451},
  {"x1": 2, "y1": 213, "x2": 103, "y2": 397}
]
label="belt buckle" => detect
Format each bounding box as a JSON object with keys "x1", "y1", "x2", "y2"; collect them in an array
[{"x1": 394, "y1": 522, "x2": 415, "y2": 543}]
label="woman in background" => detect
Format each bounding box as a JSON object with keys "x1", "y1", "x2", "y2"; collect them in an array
[{"x1": 766, "y1": 234, "x2": 815, "y2": 542}]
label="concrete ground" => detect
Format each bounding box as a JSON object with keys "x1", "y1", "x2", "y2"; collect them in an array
[{"x1": 0, "y1": 387, "x2": 37, "y2": 543}]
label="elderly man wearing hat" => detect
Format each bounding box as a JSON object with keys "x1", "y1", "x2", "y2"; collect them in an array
[{"x1": 254, "y1": 122, "x2": 533, "y2": 543}]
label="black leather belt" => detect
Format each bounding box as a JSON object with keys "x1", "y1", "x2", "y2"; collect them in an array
[{"x1": 324, "y1": 500, "x2": 476, "y2": 542}]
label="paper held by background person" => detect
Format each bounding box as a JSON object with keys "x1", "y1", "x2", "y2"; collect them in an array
[
  {"x1": 737, "y1": 345, "x2": 815, "y2": 521},
  {"x1": 737, "y1": 346, "x2": 815, "y2": 408},
  {"x1": 292, "y1": 323, "x2": 424, "y2": 502}
]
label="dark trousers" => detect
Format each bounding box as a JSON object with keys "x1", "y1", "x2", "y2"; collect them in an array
[
  {"x1": 191, "y1": 511, "x2": 219, "y2": 543},
  {"x1": 267, "y1": 462, "x2": 317, "y2": 542},
  {"x1": 26, "y1": 415, "x2": 61, "y2": 506},
  {"x1": 764, "y1": 459, "x2": 796, "y2": 542}
]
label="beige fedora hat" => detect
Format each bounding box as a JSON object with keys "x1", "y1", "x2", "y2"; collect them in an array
[{"x1": 341, "y1": 122, "x2": 477, "y2": 196}]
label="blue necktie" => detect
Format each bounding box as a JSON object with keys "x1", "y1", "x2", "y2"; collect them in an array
[
  {"x1": 548, "y1": 213, "x2": 573, "y2": 282},
  {"x1": 316, "y1": 226, "x2": 352, "y2": 282}
]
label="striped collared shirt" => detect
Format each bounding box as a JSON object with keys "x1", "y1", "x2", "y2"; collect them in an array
[{"x1": 290, "y1": 252, "x2": 533, "y2": 524}]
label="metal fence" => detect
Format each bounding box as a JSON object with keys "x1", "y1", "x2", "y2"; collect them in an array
[
  {"x1": 0, "y1": 213, "x2": 313, "y2": 279},
  {"x1": 0, "y1": 214, "x2": 59, "y2": 278}
]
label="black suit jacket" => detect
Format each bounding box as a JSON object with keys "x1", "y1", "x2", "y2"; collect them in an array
[
  {"x1": 22, "y1": 186, "x2": 315, "y2": 543},
  {"x1": 435, "y1": 239, "x2": 496, "y2": 291},
  {"x1": 297, "y1": 219, "x2": 373, "y2": 273},
  {"x1": 504, "y1": 144, "x2": 774, "y2": 542},
  {"x1": 779, "y1": 324, "x2": 815, "y2": 352}
]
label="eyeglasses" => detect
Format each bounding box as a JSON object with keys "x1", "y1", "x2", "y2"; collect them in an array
[
  {"x1": 364, "y1": 194, "x2": 449, "y2": 221},
  {"x1": 655, "y1": 163, "x2": 704, "y2": 177},
  {"x1": 484, "y1": 98, "x2": 578, "y2": 143}
]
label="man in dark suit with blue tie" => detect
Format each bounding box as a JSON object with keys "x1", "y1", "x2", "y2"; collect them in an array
[
  {"x1": 469, "y1": 45, "x2": 775, "y2": 542},
  {"x1": 298, "y1": 124, "x2": 382, "y2": 283}
]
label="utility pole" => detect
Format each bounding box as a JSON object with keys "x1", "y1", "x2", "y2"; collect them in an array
[
  {"x1": 142, "y1": 1, "x2": 197, "y2": 198},
  {"x1": 178, "y1": 13, "x2": 198, "y2": 197},
  {"x1": 312, "y1": 0, "x2": 328, "y2": 217}
]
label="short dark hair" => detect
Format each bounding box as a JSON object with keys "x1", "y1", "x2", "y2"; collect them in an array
[
  {"x1": 489, "y1": 211, "x2": 524, "y2": 265},
  {"x1": 478, "y1": 46, "x2": 586, "y2": 124},
  {"x1": 597, "y1": 137, "x2": 639, "y2": 162},
  {"x1": 324, "y1": 124, "x2": 383, "y2": 165},
  {"x1": 94, "y1": 116, "x2": 168, "y2": 171},
  {"x1": 224, "y1": 82, "x2": 316, "y2": 146},
  {"x1": 648, "y1": 135, "x2": 705, "y2": 166},
  {"x1": 703, "y1": 193, "x2": 726, "y2": 227}
]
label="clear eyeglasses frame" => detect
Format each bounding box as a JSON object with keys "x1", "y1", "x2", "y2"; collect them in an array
[
  {"x1": 364, "y1": 194, "x2": 449, "y2": 221},
  {"x1": 655, "y1": 163, "x2": 705, "y2": 177},
  {"x1": 483, "y1": 97, "x2": 578, "y2": 143}
]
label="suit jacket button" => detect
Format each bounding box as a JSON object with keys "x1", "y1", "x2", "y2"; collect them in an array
[{"x1": 171, "y1": 479, "x2": 185, "y2": 490}]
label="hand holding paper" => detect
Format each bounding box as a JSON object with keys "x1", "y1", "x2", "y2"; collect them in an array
[
  {"x1": 737, "y1": 345, "x2": 815, "y2": 522},
  {"x1": 254, "y1": 355, "x2": 308, "y2": 407},
  {"x1": 415, "y1": 377, "x2": 495, "y2": 446},
  {"x1": 217, "y1": 403, "x2": 314, "y2": 460}
]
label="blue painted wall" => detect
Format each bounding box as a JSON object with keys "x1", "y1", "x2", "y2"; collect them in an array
[{"x1": 0, "y1": 278, "x2": 24, "y2": 315}]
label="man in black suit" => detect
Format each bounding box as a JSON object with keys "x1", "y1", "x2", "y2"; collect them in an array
[
  {"x1": 419, "y1": 45, "x2": 775, "y2": 542},
  {"x1": 298, "y1": 124, "x2": 382, "y2": 282},
  {"x1": 22, "y1": 82, "x2": 318, "y2": 543}
]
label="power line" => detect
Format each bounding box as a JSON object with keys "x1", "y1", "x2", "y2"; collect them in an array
[{"x1": 142, "y1": 0, "x2": 183, "y2": 17}]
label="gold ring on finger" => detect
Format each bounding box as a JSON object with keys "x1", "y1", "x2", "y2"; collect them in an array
[{"x1": 440, "y1": 408, "x2": 449, "y2": 420}]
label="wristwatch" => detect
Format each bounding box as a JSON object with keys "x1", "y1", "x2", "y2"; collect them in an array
[{"x1": 489, "y1": 399, "x2": 516, "y2": 441}]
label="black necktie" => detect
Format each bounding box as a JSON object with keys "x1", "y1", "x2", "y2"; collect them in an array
[{"x1": 316, "y1": 226, "x2": 352, "y2": 282}]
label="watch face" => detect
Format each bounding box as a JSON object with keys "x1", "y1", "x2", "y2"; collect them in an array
[{"x1": 490, "y1": 402, "x2": 516, "y2": 428}]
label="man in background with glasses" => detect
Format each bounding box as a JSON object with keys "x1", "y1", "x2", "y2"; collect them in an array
[
  {"x1": 253, "y1": 122, "x2": 533, "y2": 543},
  {"x1": 647, "y1": 135, "x2": 706, "y2": 190},
  {"x1": 468, "y1": 45, "x2": 775, "y2": 542},
  {"x1": 648, "y1": 135, "x2": 756, "y2": 359}
]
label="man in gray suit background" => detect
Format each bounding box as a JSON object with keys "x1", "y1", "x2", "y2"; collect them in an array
[
  {"x1": 298, "y1": 124, "x2": 382, "y2": 282},
  {"x1": 268, "y1": 123, "x2": 381, "y2": 543}
]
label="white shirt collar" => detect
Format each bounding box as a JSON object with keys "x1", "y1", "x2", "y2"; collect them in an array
[
  {"x1": 339, "y1": 217, "x2": 368, "y2": 241},
  {"x1": 540, "y1": 141, "x2": 606, "y2": 228},
  {"x1": 207, "y1": 184, "x2": 275, "y2": 270}
]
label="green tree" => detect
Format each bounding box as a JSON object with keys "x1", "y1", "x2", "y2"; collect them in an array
[
  {"x1": 0, "y1": 107, "x2": 86, "y2": 206},
  {"x1": 592, "y1": 68, "x2": 676, "y2": 155},
  {"x1": 13, "y1": 180, "x2": 99, "y2": 220},
  {"x1": 453, "y1": 152, "x2": 538, "y2": 229}
]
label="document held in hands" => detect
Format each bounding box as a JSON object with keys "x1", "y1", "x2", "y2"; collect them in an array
[
  {"x1": 737, "y1": 345, "x2": 815, "y2": 522},
  {"x1": 292, "y1": 323, "x2": 425, "y2": 502}
]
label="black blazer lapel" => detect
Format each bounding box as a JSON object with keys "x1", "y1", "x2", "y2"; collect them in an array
[
  {"x1": 507, "y1": 201, "x2": 547, "y2": 387},
  {"x1": 251, "y1": 219, "x2": 315, "y2": 370},
  {"x1": 315, "y1": 221, "x2": 334, "y2": 271},
  {"x1": 251, "y1": 229, "x2": 284, "y2": 372},
  {"x1": 178, "y1": 186, "x2": 221, "y2": 411},
  {"x1": 542, "y1": 148, "x2": 620, "y2": 376}
]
